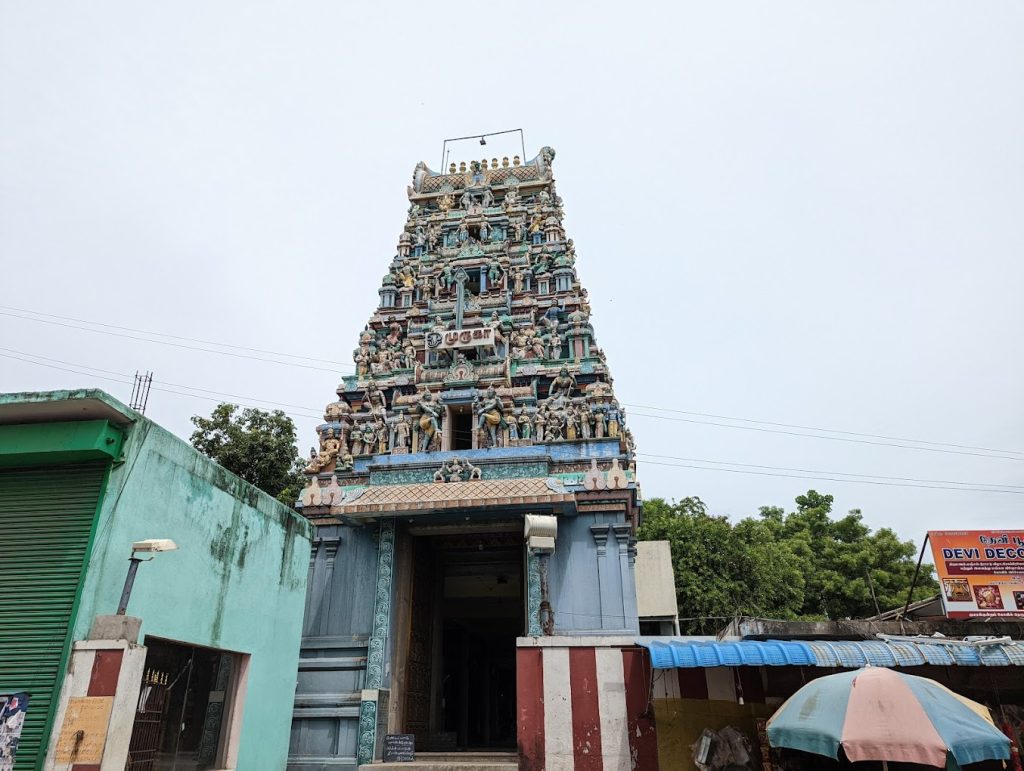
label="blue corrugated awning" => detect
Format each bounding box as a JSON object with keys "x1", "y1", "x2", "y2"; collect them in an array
[
  {"x1": 642, "y1": 639, "x2": 817, "y2": 668},
  {"x1": 637, "y1": 638, "x2": 1024, "y2": 669}
]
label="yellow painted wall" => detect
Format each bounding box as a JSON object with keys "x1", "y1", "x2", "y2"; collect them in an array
[{"x1": 653, "y1": 698, "x2": 773, "y2": 771}]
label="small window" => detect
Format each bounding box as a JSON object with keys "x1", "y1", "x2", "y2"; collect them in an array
[{"x1": 449, "y1": 405, "x2": 474, "y2": 450}]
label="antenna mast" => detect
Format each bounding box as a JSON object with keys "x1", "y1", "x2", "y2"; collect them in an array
[{"x1": 130, "y1": 371, "x2": 153, "y2": 414}]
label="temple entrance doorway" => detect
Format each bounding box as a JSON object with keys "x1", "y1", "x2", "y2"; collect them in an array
[{"x1": 399, "y1": 524, "x2": 522, "y2": 751}]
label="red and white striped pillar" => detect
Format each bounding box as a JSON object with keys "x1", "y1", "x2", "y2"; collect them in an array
[{"x1": 517, "y1": 638, "x2": 659, "y2": 771}]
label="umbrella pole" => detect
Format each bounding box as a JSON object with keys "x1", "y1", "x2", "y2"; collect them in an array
[{"x1": 882, "y1": 762, "x2": 888, "y2": 771}]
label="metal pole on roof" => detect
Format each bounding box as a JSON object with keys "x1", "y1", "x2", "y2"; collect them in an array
[
  {"x1": 902, "y1": 533, "x2": 931, "y2": 621},
  {"x1": 440, "y1": 128, "x2": 526, "y2": 169}
]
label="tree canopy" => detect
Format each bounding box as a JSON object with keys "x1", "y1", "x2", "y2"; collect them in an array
[
  {"x1": 637, "y1": 490, "x2": 937, "y2": 633},
  {"x1": 190, "y1": 403, "x2": 305, "y2": 506}
]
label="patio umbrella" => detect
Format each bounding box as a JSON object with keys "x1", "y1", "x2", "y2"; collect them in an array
[{"x1": 766, "y1": 666, "x2": 1010, "y2": 769}]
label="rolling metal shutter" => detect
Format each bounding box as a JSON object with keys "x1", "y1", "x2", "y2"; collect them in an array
[{"x1": 0, "y1": 462, "x2": 108, "y2": 770}]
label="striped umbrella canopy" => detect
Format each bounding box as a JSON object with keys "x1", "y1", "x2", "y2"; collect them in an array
[{"x1": 766, "y1": 666, "x2": 1010, "y2": 768}]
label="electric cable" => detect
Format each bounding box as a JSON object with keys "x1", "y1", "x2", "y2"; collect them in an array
[{"x1": 5, "y1": 304, "x2": 1021, "y2": 459}]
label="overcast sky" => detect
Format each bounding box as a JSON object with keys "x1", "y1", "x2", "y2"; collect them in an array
[{"x1": 2, "y1": 2, "x2": 1022, "y2": 544}]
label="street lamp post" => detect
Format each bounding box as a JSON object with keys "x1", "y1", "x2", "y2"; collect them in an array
[{"x1": 116, "y1": 539, "x2": 178, "y2": 616}]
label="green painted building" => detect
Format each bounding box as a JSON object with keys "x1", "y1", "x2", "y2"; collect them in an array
[{"x1": 0, "y1": 389, "x2": 311, "y2": 770}]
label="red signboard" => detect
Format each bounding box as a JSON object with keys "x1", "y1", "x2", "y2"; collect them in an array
[{"x1": 929, "y1": 530, "x2": 1024, "y2": 618}]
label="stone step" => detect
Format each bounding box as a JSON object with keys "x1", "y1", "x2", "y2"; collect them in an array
[{"x1": 372, "y1": 751, "x2": 518, "y2": 770}]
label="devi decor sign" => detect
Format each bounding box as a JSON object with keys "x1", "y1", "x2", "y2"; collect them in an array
[{"x1": 929, "y1": 530, "x2": 1024, "y2": 618}]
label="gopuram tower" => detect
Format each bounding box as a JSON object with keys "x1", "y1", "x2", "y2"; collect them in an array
[{"x1": 291, "y1": 148, "x2": 649, "y2": 771}]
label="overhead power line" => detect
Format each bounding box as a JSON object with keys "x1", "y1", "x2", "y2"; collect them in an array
[
  {"x1": 4, "y1": 305, "x2": 1021, "y2": 460},
  {"x1": 6, "y1": 348, "x2": 1024, "y2": 497},
  {"x1": 0, "y1": 310, "x2": 353, "y2": 374},
  {"x1": 623, "y1": 402, "x2": 1024, "y2": 457},
  {"x1": 627, "y1": 411, "x2": 1024, "y2": 462},
  {"x1": 0, "y1": 304, "x2": 355, "y2": 368},
  {"x1": 637, "y1": 452, "x2": 1024, "y2": 491},
  {"x1": 638, "y1": 459, "x2": 1024, "y2": 495},
  {"x1": 0, "y1": 351, "x2": 323, "y2": 422}
]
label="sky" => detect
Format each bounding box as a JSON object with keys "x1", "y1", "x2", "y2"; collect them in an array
[{"x1": 1, "y1": 2, "x2": 1022, "y2": 545}]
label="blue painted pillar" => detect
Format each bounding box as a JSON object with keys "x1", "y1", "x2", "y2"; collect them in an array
[{"x1": 357, "y1": 518, "x2": 396, "y2": 766}]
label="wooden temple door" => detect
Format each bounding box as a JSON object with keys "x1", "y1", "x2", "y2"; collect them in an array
[{"x1": 402, "y1": 538, "x2": 436, "y2": 743}]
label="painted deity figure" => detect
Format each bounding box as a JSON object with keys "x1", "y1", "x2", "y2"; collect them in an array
[
  {"x1": 565, "y1": 405, "x2": 579, "y2": 441},
  {"x1": 510, "y1": 215, "x2": 526, "y2": 243},
  {"x1": 394, "y1": 414, "x2": 411, "y2": 449},
  {"x1": 363, "y1": 380, "x2": 387, "y2": 417},
  {"x1": 529, "y1": 214, "x2": 544, "y2": 244},
  {"x1": 533, "y1": 409, "x2": 546, "y2": 442},
  {"x1": 361, "y1": 423, "x2": 377, "y2": 455},
  {"x1": 526, "y1": 328, "x2": 545, "y2": 359},
  {"x1": 518, "y1": 413, "x2": 532, "y2": 439},
  {"x1": 507, "y1": 414, "x2": 519, "y2": 441},
  {"x1": 504, "y1": 187, "x2": 519, "y2": 210},
  {"x1": 548, "y1": 330, "x2": 562, "y2": 360},
  {"x1": 414, "y1": 390, "x2": 442, "y2": 452},
  {"x1": 385, "y1": 322, "x2": 403, "y2": 349},
  {"x1": 349, "y1": 426, "x2": 364, "y2": 457},
  {"x1": 487, "y1": 260, "x2": 502, "y2": 287},
  {"x1": 579, "y1": 406, "x2": 592, "y2": 439},
  {"x1": 460, "y1": 190, "x2": 474, "y2": 210},
  {"x1": 354, "y1": 346, "x2": 370, "y2": 377},
  {"x1": 606, "y1": 401, "x2": 622, "y2": 439},
  {"x1": 376, "y1": 420, "x2": 389, "y2": 454},
  {"x1": 593, "y1": 408, "x2": 606, "y2": 439},
  {"x1": 475, "y1": 386, "x2": 506, "y2": 448},
  {"x1": 337, "y1": 453, "x2": 355, "y2": 472},
  {"x1": 513, "y1": 268, "x2": 524, "y2": 293},
  {"x1": 547, "y1": 366, "x2": 576, "y2": 407},
  {"x1": 305, "y1": 428, "x2": 340, "y2": 473},
  {"x1": 426, "y1": 222, "x2": 441, "y2": 252}
]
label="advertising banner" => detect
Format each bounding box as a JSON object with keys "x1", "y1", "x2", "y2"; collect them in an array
[
  {"x1": 0, "y1": 693, "x2": 29, "y2": 771},
  {"x1": 929, "y1": 530, "x2": 1024, "y2": 618}
]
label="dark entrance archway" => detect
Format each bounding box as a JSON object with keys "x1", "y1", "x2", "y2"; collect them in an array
[{"x1": 399, "y1": 526, "x2": 522, "y2": 751}]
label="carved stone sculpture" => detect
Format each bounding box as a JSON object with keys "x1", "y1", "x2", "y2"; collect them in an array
[
  {"x1": 475, "y1": 386, "x2": 506, "y2": 448},
  {"x1": 305, "y1": 428, "x2": 341, "y2": 474},
  {"x1": 547, "y1": 366, "x2": 576, "y2": 406},
  {"x1": 432, "y1": 457, "x2": 481, "y2": 483},
  {"x1": 414, "y1": 389, "x2": 442, "y2": 452},
  {"x1": 394, "y1": 414, "x2": 411, "y2": 449}
]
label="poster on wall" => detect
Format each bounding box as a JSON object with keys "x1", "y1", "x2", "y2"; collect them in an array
[
  {"x1": 0, "y1": 693, "x2": 29, "y2": 771},
  {"x1": 929, "y1": 530, "x2": 1024, "y2": 618}
]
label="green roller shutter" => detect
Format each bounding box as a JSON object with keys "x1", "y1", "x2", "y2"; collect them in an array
[{"x1": 0, "y1": 463, "x2": 108, "y2": 771}]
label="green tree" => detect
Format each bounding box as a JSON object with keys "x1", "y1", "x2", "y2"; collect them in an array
[
  {"x1": 638, "y1": 497, "x2": 806, "y2": 633},
  {"x1": 638, "y1": 489, "x2": 937, "y2": 629},
  {"x1": 190, "y1": 403, "x2": 305, "y2": 506},
  {"x1": 774, "y1": 490, "x2": 936, "y2": 619}
]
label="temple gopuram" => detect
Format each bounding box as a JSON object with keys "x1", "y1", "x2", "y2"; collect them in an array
[{"x1": 290, "y1": 148, "x2": 654, "y2": 771}]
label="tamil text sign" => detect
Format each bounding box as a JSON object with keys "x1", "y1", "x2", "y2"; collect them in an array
[
  {"x1": 929, "y1": 530, "x2": 1024, "y2": 618},
  {"x1": 425, "y1": 327, "x2": 494, "y2": 350}
]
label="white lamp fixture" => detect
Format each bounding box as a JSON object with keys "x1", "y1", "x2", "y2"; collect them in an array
[
  {"x1": 117, "y1": 538, "x2": 179, "y2": 615},
  {"x1": 131, "y1": 538, "x2": 178, "y2": 553}
]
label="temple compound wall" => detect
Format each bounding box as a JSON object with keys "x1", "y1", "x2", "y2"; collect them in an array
[{"x1": 289, "y1": 148, "x2": 644, "y2": 770}]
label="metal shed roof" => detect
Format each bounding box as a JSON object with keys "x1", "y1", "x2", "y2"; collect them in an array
[{"x1": 638, "y1": 638, "x2": 1024, "y2": 669}]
